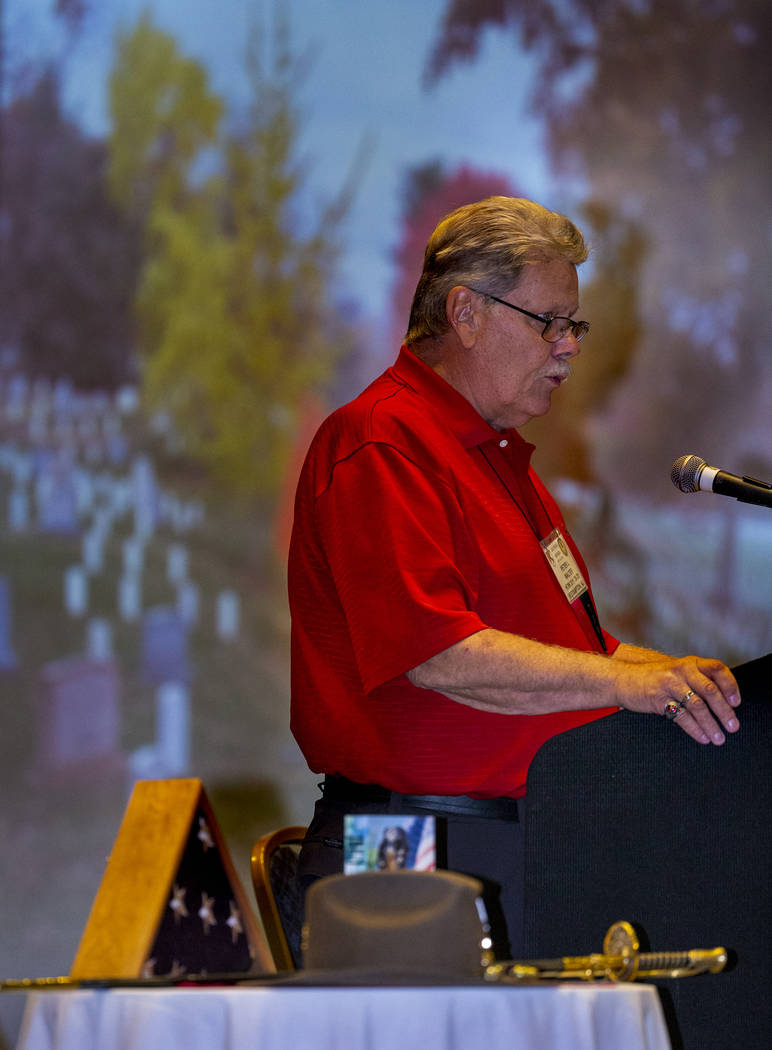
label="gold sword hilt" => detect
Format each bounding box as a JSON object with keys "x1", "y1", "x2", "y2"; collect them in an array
[
  {"x1": 602, "y1": 920, "x2": 727, "y2": 979},
  {"x1": 485, "y1": 921, "x2": 728, "y2": 983}
]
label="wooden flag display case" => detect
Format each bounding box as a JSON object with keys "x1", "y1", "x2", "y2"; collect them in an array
[{"x1": 70, "y1": 778, "x2": 271, "y2": 978}]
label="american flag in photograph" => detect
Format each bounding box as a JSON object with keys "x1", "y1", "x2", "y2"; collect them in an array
[{"x1": 410, "y1": 816, "x2": 437, "y2": 871}]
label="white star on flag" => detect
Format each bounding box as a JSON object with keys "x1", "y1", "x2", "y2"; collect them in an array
[
  {"x1": 198, "y1": 891, "x2": 217, "y2": 934},
  {"x1": 169, "y1": 883, "x2": 189, "y2": 924},
  {"x1": 197, "y1": 817, "x2": 214, "y2": 852},
  {"x1": 226, "y1": 900, "x2": 243, "y2": 943}
]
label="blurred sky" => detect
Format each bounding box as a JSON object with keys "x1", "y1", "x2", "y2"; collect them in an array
[{"x1": 10, "y1": 0, "x2": 558, "y2": 349}]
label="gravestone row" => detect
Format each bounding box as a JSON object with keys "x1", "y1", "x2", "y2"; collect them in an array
[
  {"x1": 0, "y1": 377, "x2": 242, "y2": 792},
  {"x1": 1, "y1": 442, "x2": 205, "y2": 540}
]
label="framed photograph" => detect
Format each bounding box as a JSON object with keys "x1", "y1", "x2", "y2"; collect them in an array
[{"x1": 343, "y1": 814, "x2": 436, "y2": 874}]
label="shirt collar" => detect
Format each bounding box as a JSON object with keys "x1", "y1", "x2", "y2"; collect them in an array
[{"x1": 391, "y1": 346, "x2": 535, "y2": 464}]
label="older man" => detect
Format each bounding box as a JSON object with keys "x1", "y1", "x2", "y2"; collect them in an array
[{"x1": 288, "y1": 197, "x2": 740, "y2": 957}]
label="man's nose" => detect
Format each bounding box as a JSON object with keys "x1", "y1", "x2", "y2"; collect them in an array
[{"x1": 552, "y1": 331, "x2": 582, "y2": 357}]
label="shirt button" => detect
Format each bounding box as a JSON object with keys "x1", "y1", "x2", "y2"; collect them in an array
[{"x1": 499, "y1": 439, "x2": 508, "y2": 448}]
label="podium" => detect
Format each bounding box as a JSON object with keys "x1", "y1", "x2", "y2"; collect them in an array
[{"x1": 524, "y1": 655, "x2": 771, "y2": 1050}]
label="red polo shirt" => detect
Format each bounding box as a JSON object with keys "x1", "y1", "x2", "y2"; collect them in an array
[{"x1": 289, "y1": 347, "x2": 618, "y2": 798}]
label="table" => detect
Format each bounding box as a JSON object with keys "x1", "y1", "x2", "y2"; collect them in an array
[{"x1": 16, "y1": 982, "x2": 671, "y2": 1050}]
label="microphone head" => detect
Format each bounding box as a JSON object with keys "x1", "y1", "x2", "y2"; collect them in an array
[{"x1": 671, "y1": 454, "x2": 706, "y2": 493}]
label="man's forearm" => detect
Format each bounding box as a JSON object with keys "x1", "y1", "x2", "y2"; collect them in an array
[
  {"x1": 406, "y1": 628, "x2": 620, "y2": 715},
  {"x1": 406, "y1": 628, "x2": 741, "y2": 747},
  {"x1": 611, "y1": 641, "x2": 666, "y2": 664}
]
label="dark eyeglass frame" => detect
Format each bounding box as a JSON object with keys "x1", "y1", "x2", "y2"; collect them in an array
[{"x1": 469, "y1": 288, "x2": 590, "y2": 343}]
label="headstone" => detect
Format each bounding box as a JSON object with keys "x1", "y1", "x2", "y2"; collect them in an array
[
  {"x1": 64, "y1": 565, "x2": 89, "y2": 617},
  {"x1": 116, "y1": 385, "x2": 139, "y2": 415},
  {"x1": 73, "y1": 468, "x2": 95, "y2": 516},
  {"x1": 102, "y1": 410, "x2": 128, "y2": 463},
  {"x1": 86, "y1": 617, "x2": 113, "y2": 662},
  {"x1": 118, "y1": 573, "x2": 141, "y2": 622},
  {"x1": 82, "y1": 528, "x2": 105, "y2": 573},
  {"x1": 141, "y1": 606, "x2": 190, "y2": 684},
  {"x1": 169, "y1": 499, "x2": 204, "y2": 534},
  {"x1": 11, "y1": 450, "x2": 33, "y2": 485},
  {"x1": 176, "y1": 581, "x2": 199, "y2": 626},
  {"x1": 157, "y1": 492, "x2": 175, "y2": 528},
  {"x1": 156, "y1": 682, "x2": 191, "y2": 775},
  {"x1": 149, "y1": 411, "x2": 173, "y2": 438},
  {"x1": 132, "y1": 456, "x2": 158, "y2": 538},
  {"x1": 32, "y1": 446, "x2": 55, "y2": 477},
  {"x1": 96, "y1": 474, "x2": 130, "y2": 518},
  {"x1": 113, "y1": 477, "x2": 132, "y2": 515},
  {"x1": 187, "y1": 501, "x2": 205, "y2": 530},
  {"x1": 216, "y1": 590, "x2": 240, "y2": 641},
  {"x1": 53, "y1": 377, "x2": 74, "y2": 414},
  {"x1": 37, "y1": 656, "x2": 121, "y2": 768},
  {"x1": 91, "y1": 506, "x2": 115, "y2": 545},
  {"x1": 0, "y1": 575, "x2": 18, "y2": 670},
  {"x1": 5, "y1": 374, "x2": 28, "y2": 421},
  {"x1": 166, "y1": 543, "x2": 188, "y2": 584},
  {"x1": 106, "y1": 433, "x2": 129, "y2": 465},
  {"x1": 36, "y1": 459, "x2": 79, "y2": 533}
]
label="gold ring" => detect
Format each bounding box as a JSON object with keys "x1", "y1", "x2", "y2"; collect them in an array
[{"x1": 682, "y1": 689, "x2": 695, "y2": 704}]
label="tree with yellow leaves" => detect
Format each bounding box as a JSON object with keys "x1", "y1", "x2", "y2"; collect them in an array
[{"x1": 109, "y1": 12, "x2": 355, "y2": 500}]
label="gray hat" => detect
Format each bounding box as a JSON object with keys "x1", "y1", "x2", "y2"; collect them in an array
[{"x1": 301, "y1": 870, "x2": 492, "y2": 981}]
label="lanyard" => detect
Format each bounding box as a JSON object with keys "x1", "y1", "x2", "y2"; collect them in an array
[{"x1": 479, "y1": 445, "x2": 608, "y2": 654}]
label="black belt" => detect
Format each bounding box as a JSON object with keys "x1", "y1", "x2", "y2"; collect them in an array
[{"x1": 321, "y1": 775, "x2": 519, "y2": 822}]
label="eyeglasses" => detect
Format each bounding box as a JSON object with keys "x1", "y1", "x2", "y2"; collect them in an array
[{"x1": 469, "y1": 288, "x2": 590, "y2": 343}]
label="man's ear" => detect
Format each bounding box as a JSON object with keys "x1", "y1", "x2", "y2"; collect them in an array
[{"x1": 445, "y1": 286, "x2": 480, "y2": 348}]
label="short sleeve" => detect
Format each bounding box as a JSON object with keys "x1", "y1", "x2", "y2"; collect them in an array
[{"x1": 315, "y1": 442, "x2": 486, "y2": 692}]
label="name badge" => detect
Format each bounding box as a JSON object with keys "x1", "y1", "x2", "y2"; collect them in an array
[{"x1": 540, "y1": 527, "x2": 588, "y2": 604}]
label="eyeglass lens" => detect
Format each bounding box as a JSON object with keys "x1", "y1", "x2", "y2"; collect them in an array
[{"x1": 543, "y1": 317, "x2": 590, "y2": 342}]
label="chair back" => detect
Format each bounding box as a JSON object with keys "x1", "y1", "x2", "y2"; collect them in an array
[{"x1": 250, "y1": 825, "x2": 307, "y2": 971}]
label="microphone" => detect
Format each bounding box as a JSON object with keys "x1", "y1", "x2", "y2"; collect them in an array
[{"x1": 671, "y1": 454, "x2": 772, "y2": 509}]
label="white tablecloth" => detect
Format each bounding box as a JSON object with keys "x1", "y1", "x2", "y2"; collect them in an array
[{"x1": 17, "y1": 982, "x2": 671, "y2": 1050}]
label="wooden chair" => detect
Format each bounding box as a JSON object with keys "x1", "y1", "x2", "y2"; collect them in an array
[{"x1": 250, "y1": 825, "x2": 307, "y2": 971}]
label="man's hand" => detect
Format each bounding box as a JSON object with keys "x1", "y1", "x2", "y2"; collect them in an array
[{"x1": 611, "y1": 647, "x2": 741, "y2": 745}]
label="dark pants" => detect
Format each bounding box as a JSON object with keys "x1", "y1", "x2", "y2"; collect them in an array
[{"x1": 298, "y1": 779, "x2": 526, "y2": 961}]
